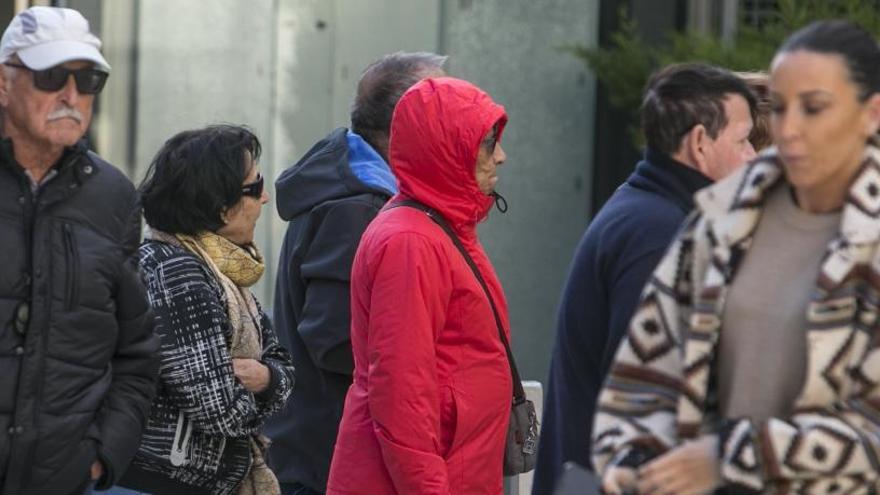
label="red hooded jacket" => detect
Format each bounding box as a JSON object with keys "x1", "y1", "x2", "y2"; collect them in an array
[{"x1": 326, "y1": 77, "x2": 512, "y2": 494}]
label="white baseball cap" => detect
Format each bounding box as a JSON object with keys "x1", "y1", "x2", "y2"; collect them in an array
[{"x1": 0, "y1": 6, "x2": 110, "y2": 72}]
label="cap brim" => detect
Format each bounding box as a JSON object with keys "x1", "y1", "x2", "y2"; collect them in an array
[{"x1": 17, "y1": 40, "x2": 110, "y2": 72}]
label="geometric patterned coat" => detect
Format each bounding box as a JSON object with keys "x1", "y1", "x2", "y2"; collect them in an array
[{"x1": 592, "y1": 145, "x2": 880, "y2": 494}]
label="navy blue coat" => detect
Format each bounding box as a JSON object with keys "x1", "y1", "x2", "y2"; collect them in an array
[{"x1": 532, "y1": 149, "x2": 712, "y2": 495}]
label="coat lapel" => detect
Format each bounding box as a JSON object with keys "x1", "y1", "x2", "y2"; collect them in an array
[
  {"x1": 799, "y1": 148, "x2": 880, "y2": 406},
  {"x1": 676, "y1": 157, "x2": 783, "y2": 437},
  {"x1": 677, "y1": 145, "x2": 880, "y2": 433}
]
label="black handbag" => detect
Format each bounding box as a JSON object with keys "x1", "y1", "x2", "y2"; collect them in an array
[{"x1": 390, "y1": 200, "x2": 539, "y2": 475}]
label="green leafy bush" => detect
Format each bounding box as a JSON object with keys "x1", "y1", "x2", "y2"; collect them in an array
[{"x1": 570, "y1": 0, "x2": 880, "y2": 144}]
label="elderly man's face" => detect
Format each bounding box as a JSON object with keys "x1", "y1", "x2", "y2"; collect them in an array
[{"x1": 0, "y1": 59, "x2": 95, "y2": 149}]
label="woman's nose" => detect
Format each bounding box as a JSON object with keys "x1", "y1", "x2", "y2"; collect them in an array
[{"x1": 495, "y1": 144, "x2": 507, "y2": 164}]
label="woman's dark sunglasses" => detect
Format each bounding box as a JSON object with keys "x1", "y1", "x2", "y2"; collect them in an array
[
  {"x1": 241, "y1": 174, "x2": 264, "y2": 199},
  {"x1": 3, "y1": 62, "x2": 108, "y2": 95}
]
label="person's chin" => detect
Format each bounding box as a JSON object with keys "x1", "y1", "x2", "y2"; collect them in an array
[
  {"x1": 46, "y1": 127, "x2": 86, "y2": 146},
  {"x1": 783, "y1": 169, "x2": 818, "y2": 191},
  {"x1": 241, "y1": 233, "x2": 257, "y2": 247}
]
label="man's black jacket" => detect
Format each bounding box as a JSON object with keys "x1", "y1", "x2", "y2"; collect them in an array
[
  {"x1": 0, "y1": 140, "x2": 159, "y2": 495},
  {"x1": 265, "y1": 128, "x2": 395, "y2": 492}
]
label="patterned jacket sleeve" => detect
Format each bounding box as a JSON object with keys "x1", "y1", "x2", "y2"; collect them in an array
[
  {"x1": 145, "y1": 254, "x2": 280, "y2": 438},
  {"x1": 253, "y1": 303, "x2": 295, "y2": 415},
  {"x1": 591, "y1": 218, "x2": 695, "y2": 474},
  {"x1": 717, "y1": 399, "x2": 880, "y2": 492}
]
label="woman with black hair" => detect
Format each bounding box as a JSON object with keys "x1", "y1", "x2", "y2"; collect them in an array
[
  {"x1": 594, "y1": 20, "x2": 880, "y2": 494},
  {"x1": 114, "y1": 125, "x2": 295, "y2": 495}
]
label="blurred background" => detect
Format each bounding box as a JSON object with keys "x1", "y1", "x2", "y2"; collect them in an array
[{"x1": 3, "y1": 0, "x2": 864, "y2": 385}]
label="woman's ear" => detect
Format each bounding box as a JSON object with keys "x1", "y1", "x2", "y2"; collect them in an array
[{"x1": 864, "y1": 93, "x2": 880, "y2": 137}]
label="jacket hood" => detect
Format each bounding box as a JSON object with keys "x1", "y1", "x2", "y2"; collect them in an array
[
  {"x1": 275, "y1": 128, "x2": 396, "y2": 220},
  {"x1": 389, "y1": 77, "x2": 507, "y2": 229}
]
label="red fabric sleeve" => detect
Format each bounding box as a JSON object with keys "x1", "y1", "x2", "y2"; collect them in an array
[{"x1": 365, "y1": 233, "x2": 453, "y2": 495}]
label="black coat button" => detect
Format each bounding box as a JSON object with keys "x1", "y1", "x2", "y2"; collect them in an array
[{"x1": 14, "y1": 302, "x2": 28, "y2": 335}]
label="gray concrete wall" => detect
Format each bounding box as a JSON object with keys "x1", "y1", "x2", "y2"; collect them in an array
[
  {"x1": 135, "y1": 0, "x2": 277, "y2": 172},
  {"x1": 132, "y1": 0, "x2": 444, "y2": 306},
  {"x1": 93, "y1": 0, "x2": 599, "y2": 386},
  {"x1": 441, "y1": 0, "x2": 599, "y2": 381},
  {"x1": 133, "y1": 0, "x2": 279, "y2": 298},
  {"x1": 268, "y1": 0, "x2": 442, "y2": 308}
]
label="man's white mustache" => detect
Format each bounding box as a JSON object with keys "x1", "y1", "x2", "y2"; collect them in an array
[{"x1": 47, "y1": 107, "x2": 83, "y2": 123}]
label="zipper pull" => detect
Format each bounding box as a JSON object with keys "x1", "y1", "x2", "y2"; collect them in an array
[{"x1": 170, "y1": 411, "x2": 192, "y2": 467}]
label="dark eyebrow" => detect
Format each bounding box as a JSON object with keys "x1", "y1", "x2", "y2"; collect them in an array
[
  {"x1": 769, "y1": 89, "x2": 834, "y2": 102},
  {"x1": 798, "y1": 90, "x2": 833, "y2": 99}
]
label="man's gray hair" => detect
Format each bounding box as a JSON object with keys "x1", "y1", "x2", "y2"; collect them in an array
[{"x1": 350, "y1": 51, "x2": 447, "y2": 158}]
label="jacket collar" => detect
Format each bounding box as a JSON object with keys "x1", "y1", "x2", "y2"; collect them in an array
[
  {"x1": 0, "y1": 138, "x2": 89, "y2": 176},
  {"x1": 346, "y1": 130, "x2": 397, "y2": 196},
  {"x1": 0, "y1": 138, "x2": 95, "y2": 206},
  {"x1": 628, "y1": 147, "x2": 713, "y2": 214},
  {"x1": 674, "y1": 145, "x2": 880, "y2": 437},
  {"x1": 695, "y1": 145, "x2": 880, "y2": 259}
]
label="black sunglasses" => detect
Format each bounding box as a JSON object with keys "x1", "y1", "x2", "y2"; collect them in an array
[
  {"x1": 241, "y1": 173, "x2": 264, "y2": 198},
  {"x1": 4, "y1": 62, "x2": 108, "y2": 95}
]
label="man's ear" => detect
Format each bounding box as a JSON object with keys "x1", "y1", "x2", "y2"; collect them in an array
[
  {"x1": 676, "y1": 124, "x2": 708, "y2": 170},
  {"x1": 686, "y1": 124, "x2": 713, "y2": 176},
  {"x1": 0, "y1": 67, "x2": 10, "y2": 107}
]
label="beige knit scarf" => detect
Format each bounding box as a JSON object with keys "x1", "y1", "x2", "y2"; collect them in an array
[{"x1": 148, "y1": 229, "x2": 280, "y2": 495}]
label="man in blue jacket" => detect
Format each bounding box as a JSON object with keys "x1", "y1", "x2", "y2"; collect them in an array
[
  {"x1": 533, "y1": 63, "x2": 758, "y2": 495},
  {"x1": 265, "y1": 52, "x2": 446, "y2": 495}
]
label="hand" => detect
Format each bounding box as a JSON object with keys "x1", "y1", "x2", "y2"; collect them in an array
[
  {"x1": 232, "y1": 358, "x2": 270, "y2": 393},
  {"x1": 90, "y1": 460, "x2": 103, "y2": 481},
  {"x1": 637, "y1": 435, "x2": 721, "y2": 495},
  {"x1": 602, "y1": 466, "x2": 637, "y2": 495}
]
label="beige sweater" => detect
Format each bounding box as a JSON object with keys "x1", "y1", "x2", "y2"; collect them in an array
[{"x1": 718, "y1": 185, "x2": 840, "y2": 423}]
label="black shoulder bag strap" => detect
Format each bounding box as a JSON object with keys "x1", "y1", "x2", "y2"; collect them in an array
[{"x1": 389, "y1": 199, "x2": 527, "y2": 405}]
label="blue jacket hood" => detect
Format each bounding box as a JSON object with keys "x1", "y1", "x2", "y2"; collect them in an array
[{"x1": 275, "y1": 128, "x2": 397, "y2": 220}]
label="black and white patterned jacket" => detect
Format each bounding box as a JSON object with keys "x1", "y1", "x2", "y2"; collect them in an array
[{"x1": 121, "y1": 240, "x2": 295, "y2": 494}]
